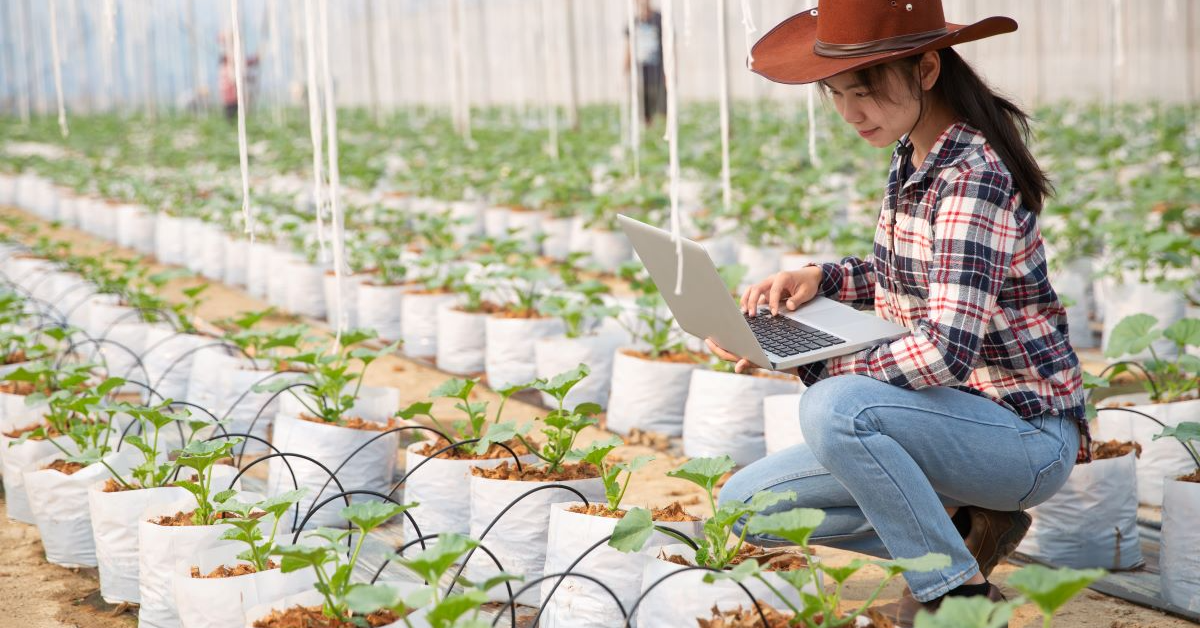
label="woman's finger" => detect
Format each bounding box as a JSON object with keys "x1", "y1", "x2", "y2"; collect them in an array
[{"x1": 705, "y1": 337, "x2": 739, "y2": 362}]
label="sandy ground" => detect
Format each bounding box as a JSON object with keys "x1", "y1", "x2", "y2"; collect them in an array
[{"x1": 0, "y1": 208, "x2": 1195, "y2": 628}]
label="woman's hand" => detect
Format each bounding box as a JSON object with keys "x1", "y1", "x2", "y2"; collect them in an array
[
  {"x1": 705, "y1": 337, "x2": 763, "y2": 374},
  {"x1": 740, "y1": 266, "x2": 823, "y2": 317}
]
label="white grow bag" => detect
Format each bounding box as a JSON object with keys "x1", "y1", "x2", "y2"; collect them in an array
[
  {"x1": 243, "y1": 582, "x2": 428, "y2": 628},
  {"x1": 2, "y1": 432, "x2": 73, "y2": 523},
  {"x1": 174, "y1": 541, "x2": 317, "y2": 628},
  {"x1": 534, "y1": 333, "x2": 622, "y2": 410},
  {"x1": 683, "y1": 370, "x2": 802, "y2": 466},
  {"x1": 323, "y1": 272, "x2": 368, "y2": 330},
  {"x1": 1097, "y1": 394, "x2": 1200, "y2": 507},
  {"x1": 1016, "y1": 451, "x2": 1143, "y2": 570},
  {"x1": 142, "y1": 330, "x2": 211, "y2": 403},
  {"x1": 485, "y1": 316, "x2": 565, "y2": 390},
  {"x1": 401, "y1": 291, "x2": 456, "y2": 358},
  {"x1": 436, "y1": 302, "x2": 488, "y2": 375},
  {"x1": 1161, "y1": 477, "x2": 1200, "y2": 612},
  {"x1": 763, "y1": 393, "x2": 806, "y2": 455},
  {"x1": 284, "y1": 259, "x2": 327, "y2": 319},
  {"x1": 467, "y1": 473, "x2": 605, "y2": 606},
  {"x1": 539, "y1": 502, "x2": 704, "y2": 628},
  {"x1": 607, "y1": 350, "x2": 701, "y2": 437},
  {"x1": 399, "y1": 441, "x2": 535, "y2": 542},
  {"x1": 24, "y1": 449, "x2": 138, "y2": 568},
  {"x1": 357, "y1": 282, "x2": 408, "y2": 341},
  {"x1": 222, "y1": 234, "x2": 249, "y2": 288},
  {"x1": 541, "y1": 216, "x2": 576, "y2": 261}
]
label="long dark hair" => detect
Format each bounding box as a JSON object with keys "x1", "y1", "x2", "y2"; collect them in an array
[{"x1": 829, "y1": 48, "x2": 1052, "y2": 214}]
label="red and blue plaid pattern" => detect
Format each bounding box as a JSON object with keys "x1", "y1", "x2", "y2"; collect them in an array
[{"x1": 796, "y1": 122, "x2": 1091, "y2": 462}]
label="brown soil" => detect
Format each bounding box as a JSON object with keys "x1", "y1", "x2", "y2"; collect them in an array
[
  {"x1": 102, "y1": 478, "x2": 145, "y2": 492},
  {"x1": 405, "y1": 287, "x2": 454, "y2": 296},
  {"x1": 699, "y1": 604, "x2": 894, "y2": 628},
  {"x1": 5, "y1": 349, "x2": 27, "y2": 364},
  {"x1": 470, "y1": 460, "x2": 599, "y2": 482},
  {"x1": 1, "y1": 422, "x2": 62, "y2": 440},
  {"x1": 1092, "y1": 439, "x2": 1143, "y2": 460},
  {"x1": 42, "y1": 459, "x2": 85, "y2": 475},
  {"x1": 492, "y1": 307, "x2": 547, "y2": 319},
  {"x1": 415, "y1": 436, "x2": 530, "y2": 460},
  {"x1": 299, "y1": 413, "x2": 397, "y2": 432},
  {"x1": 664, "y1": 543, "x2": 808, "y2": 572},
  {"x1": 0, "y1": 380, "x2": 38, "y2": 395},
  {"x1": 252, "y1": 605, "x2": 400, "y2": 628},
  {"x1": 567, "y1": 501, "x2": 700, "y2": 522},
  {"x1": 151, "y1": 509, "x2": 268, "y2": 527},
  {"x1": 1177, "y1": 469, "x2": 1200, "y2": 484},
  {"x1": 454, "y1": 301, "x2": 506, "y2": 315},
  {"x1": 190, "y1": 560, "x2": 279, "y2": 579},
  {"x1": 624, "y1": 427, "x2": 672, "y2": 450},
  {"x1": 620, "y1": 348, "x2": 705, "y2": 364}
]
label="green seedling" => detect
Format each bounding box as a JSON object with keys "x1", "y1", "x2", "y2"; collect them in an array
[
  {"x1": 396, "y1": 376, "x2": 528, "y2": 453},
  {"x1": 173, "y1": 437, "x2": 243, "y2": 526},
  {"x1": 1153, "y1": 422, "x2": 1200, "y2": 473},
  {"x1": 213, "y1": 489, "x2": 308, "y2": 572},
  {"x1": 1100, "y1": 315, "x2": 1200, "y2": 403},
  {"x1": 567, "y1": 435, "x2": 654, "y2": 512}
]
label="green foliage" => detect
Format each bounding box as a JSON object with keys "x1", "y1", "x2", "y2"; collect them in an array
[
  {"x1": 1102, "y1": 315, "x2": 1200, "y2": 402},
  {"x1": 567, "y1": 435, "x2": 653, "y2": 511},
  {"x1": 1005, "y1": 565, "x2": 1107, "y2": 628},
  {"x1": 173, "y1": 438, "x2": 242, "y2": 526},
  {"x1": 216, "y1": 489, "x2": 307, "y2": 572},
  {"x1": 617, "y1": 261, "x2": 688, "y2": 359},
  {"x1": 1154, "y1": 421, "x2": 1200, "y2": 471}
]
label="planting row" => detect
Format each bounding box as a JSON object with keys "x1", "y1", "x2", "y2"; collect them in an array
[{"x1": 0, "y1": 228, "x2": 1123, "y2": 627}]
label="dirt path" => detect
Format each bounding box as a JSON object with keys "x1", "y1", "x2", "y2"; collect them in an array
[{"x1": 0, "y1": 208, "x2": 1192, "y2": 628}]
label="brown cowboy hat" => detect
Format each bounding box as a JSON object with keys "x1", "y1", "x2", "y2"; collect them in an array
[{"x1": 750, "y1": 0, "x2": 1017, "y2": 85}]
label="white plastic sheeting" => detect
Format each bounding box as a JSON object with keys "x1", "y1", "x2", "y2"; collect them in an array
[
  {"x1": 539, "y1": 502, "x2": 704, "y2": 628},
  {"x1": 467, "y1": 473, "x2": 604, "y2": 606},
  {"x1": 683, "y1": 370, "x2": 801, "y2": 466},
  {"x1": 1016, "y1": 451, "x2": 1143, "y2": 570},
  {"x1": 606, "y1": 350, "x2": 700, "y2": 437},
  {"x1": 1097, "y1": 394, "x2": 1200, "y2": 507}
]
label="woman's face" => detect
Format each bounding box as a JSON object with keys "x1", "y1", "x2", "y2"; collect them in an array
[{"x1": 823, "y1": 67, "x2": 922, "y2": 149}]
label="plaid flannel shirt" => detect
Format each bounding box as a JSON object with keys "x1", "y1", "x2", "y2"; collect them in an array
[{"x1": 795, "y1": 122, "x2": 1091, "y2": 462}]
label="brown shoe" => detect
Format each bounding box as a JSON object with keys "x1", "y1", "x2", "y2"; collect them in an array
[
  {"x1": 886, "y1": 583, "x2": 1007, "y2": 628},
  {"x1": 962, "y1": 507, "x2": 1032, "y2": 579}
]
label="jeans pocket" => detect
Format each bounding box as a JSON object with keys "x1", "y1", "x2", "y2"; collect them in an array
[{"x1": 1019, "y1": 459, "x2": 1066, "y2": 510}]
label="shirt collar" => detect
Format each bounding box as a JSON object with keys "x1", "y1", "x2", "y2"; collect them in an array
[{"x1": 895, "y1": 121, "x2": 984, "y2": 189}]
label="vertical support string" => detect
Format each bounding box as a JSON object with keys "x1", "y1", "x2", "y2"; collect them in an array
[
  {"x1": 303, "y1": 0, "x2": 328, "y2": 264},
  {"x1": 625, "y1": 0, "x2": 641, "y2": 180},
  {"x1": 319, "y1": 0, "x2": 347, "y2": 345},
  {"x1": 231, "y1": 0, "x2": 254, "y2": 240},
  {"x1": 717, "y1": 0, "x2": 732, "y2": 215},
  {"x1": 48, "y1": 0, "x2": 69, "y2": 138},
  {"x1": 541, "y1": 0, "x2": 559, "y2": 161},
  {"x1": 739, "y1": 0, "x2": 757, "y2": 69},
  {"x1": 662, "y1": 0, "x2": 684, "y2": 296}
]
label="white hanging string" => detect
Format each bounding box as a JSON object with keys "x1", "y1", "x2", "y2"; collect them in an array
[
  {"x1": 807, "y1": 84, "x2": 821, "y2": 166},
  {"x1": 625, "y1": 0, "x2": 641, "y2": 180},
  {"x1": 662, "y1": 0, "x2": 684, "y2": 296},
  {"x1": 683, "y1": 0, "x2": 693, "y2": 45},
  {"x1": 455, "y1": 0, "x2": 472, "y2": 143},
  {"x1": 541, "y1": 0, "x2": 559, "y2": 160},
  {"x1": 303, "y1": 0, "x2": 328, "y2": 263},
  {"x1": 1112, "y1": 0, "x2": 1125, "y2": 72},
  {"x1": 230, "y1": 0, "x2": 254, "y2": 239},
  {"x1": 48, "y1": 0, "x2": 68, "y2": 138},
  {"x1": 319, "y1": 0, "x2": 347, "y2": 345},
  {"x1": 739, "y1": 0, "x2": 757, "y2": 69},
  {"x1": 716, "y1": 0, "x2": 732, "y2": 214},
  {"x1": 104, "y1": 0, "x2": 116, "y2": 44}
]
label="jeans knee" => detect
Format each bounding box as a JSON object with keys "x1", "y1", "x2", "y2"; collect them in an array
[
  {"x1": 800, "y1": 376, "x2": 874, "y2": 457},
  {"x1": 716, "y1": 466, "x2": 755, "y2": 510}
]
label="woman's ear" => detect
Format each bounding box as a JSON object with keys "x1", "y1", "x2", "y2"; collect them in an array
[{"x1": 918, "y1": 51, "x2": 941, "y2": 91}]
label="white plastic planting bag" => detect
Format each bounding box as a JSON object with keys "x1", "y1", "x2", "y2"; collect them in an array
[
  {"x1": 467, "y1": 474, "x2": 605, "y2": 606},
  {"x1": 242, "y1": 582, "x2": 428, "y2": 628},
  {"x1": 195, "y1": 223, "x2": 227, "y2": 281},
  {"x1": 0, "y1": 389, "x2": 49, "y2": 433},
  {"x1": 699, "y1": 234, "x2": 740, "y2": 268},
  {"x1": 283, "y1": 259, "x2": 326, "y2": 319},
  {"x1": 484, "y1": 206, "x2": 510, "y2": 238},
  {"x1": 449, "y1": 200, "x2": 484, "y2": 245},
  {"x1": 143, "y1": 330, "x2": 211, "y2": 403},
  {"x1": 139, "y1": 492, "x2": 261, "y2": 628},
  {"x1": 2, "y1": 433, "x2": 73, "y2": 523},
  {"x1": 1016, "y1": 452, "x2": 1142, "y2": 570},
  {"x1": 1161, "y1": 478, "x2": 1200, "y2": 612},
  {"x1": 85, "y1": 300, "x2": 135, "y2": 340},
  {"x1": 436, "y1": 302, "x2": 488, "y2": 375},
  {"x1": 683, "y1": 370, "x2": 802, "y2": 466},
  {"x1": 401, "y1": 292, "x2": 456, "y2": 358},
  {"x1": 764, "y1": 393, "x2": 806, "y2": 455},
  {"x1": 104, "y1": 321, "x2": 167, "y2": 389},
  {"x1": 400, "y1": 442, "x2": 535, "y2": 542},
  {"x1": 187, "y1": 348, "x2": 284, "y2": 454},
  {"x1": 542, "y1": 216, "x2": 576, "y2": 261},
  {"x1": 1050, "y1": 257, "x2": 1097, "y2": 349},
  {"x1": 737, "y1": 244, "x2": 786, "y2": 286},
  {"x1": 539, "y1": 502, "x2": 705, "y2": 628},
  {"x1": 25, "y1": 449, "x2": 138, "y2": 568},
  {"x1": 637, "y1": 543, "x2": 816, "y2": 628},
  {"x1": 607, "y1": 350, "x2": 700, "y2": 437},
  {"x1": 245, "y1": 241, "x2": 275, "y2": 299},
  {"x1": 174, "y1": 541, "x2": 317, "y2": 628},
  {"x1": 1100, "y1": 394, "x2": 1200, "y2": 507},
  {"x1": 114, "y1": 204, "x2": 154, "y2": 252},
  {"x1": 534, "y1": 333, "x2": 622, "y2": 410},
  {"x1": 357, "y1": 282, "x2": 408, "y2": 341},
  {"x1": 588, "y1": 229, "x2": 633, "y2": 273},
  {"x1": 506, "y1": 209, "x2": 545, "y2": 253},
  {"x1": 267, "y1": 411, "x2": 400, "y2": 529},
  {"x1": 154, "y1": 214, "x2": 186, "y2": 266},
  {"x1": 222, "y1": 234, "x2": 249, "y2": 288},
  {"x1": 88, "y1": 465, "x2": 239, "y2": 605},
  {"x1": 1099, "y1": 274, "x2": 1185, "y2": 359},
  {"x1": 484, "y1": 316, "x2": 565, "y2": 390},
  {"x1": 323, "y1": 272, "x2": 367, "y2": 330}
]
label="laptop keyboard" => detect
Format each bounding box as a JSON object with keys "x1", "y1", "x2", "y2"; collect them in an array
[{"x1": 745, "y1": 311, "x2": 846, "y2": 357}]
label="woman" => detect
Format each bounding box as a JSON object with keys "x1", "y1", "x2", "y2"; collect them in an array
[{"x1": 705, "y1": 2, "x2": 1088, "y2": 625}]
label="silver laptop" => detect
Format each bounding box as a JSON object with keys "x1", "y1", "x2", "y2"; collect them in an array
[{"x1": 617, "y1": 214, "x2": 909, "y2": 370}]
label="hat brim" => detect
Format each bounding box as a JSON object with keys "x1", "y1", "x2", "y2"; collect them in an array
[{"x1": 750, "y1": 13, "x2": 1017, "y2": 85}]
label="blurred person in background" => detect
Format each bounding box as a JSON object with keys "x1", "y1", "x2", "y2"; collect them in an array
[{"x1": 624, "y1": 0, "x2": 666, "y2": 126}]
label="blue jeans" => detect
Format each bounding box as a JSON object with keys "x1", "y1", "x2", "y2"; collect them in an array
[{"x1": 718, "y1": 375, "x2": 1078, "y2": 602}]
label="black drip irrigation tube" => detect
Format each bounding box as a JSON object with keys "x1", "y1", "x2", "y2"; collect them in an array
[
  {"x1": 296, "y1": 490, "x2": 429, "y2": 560},
  {"x1": 100, "y1": 306, "x2": 183, "y2": 340},
  {"x1": 447, "y1": 484, "x2": 591, "y2": 603},
  {"x1": 237, "y1": 381, "x2": 318, "y2": 467},
  {"x1": 231, "y1": 452, "x2": 350, "y2": 536},
  {"x1": 381, "y1": 534, "x2": 519, "y2": 628},
  {"x1": 386, "y1": 436, "x2": 524, "y2": 499},
  {"x1": 151, "y1": 340, "x2": 260, "y2": 400},
  {"x1": 622, "y1": 565, "x2": 769, "y2": 628},
  {"x1": 1096, "y1": 406, "x2": 1200, "y2": 468}
]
